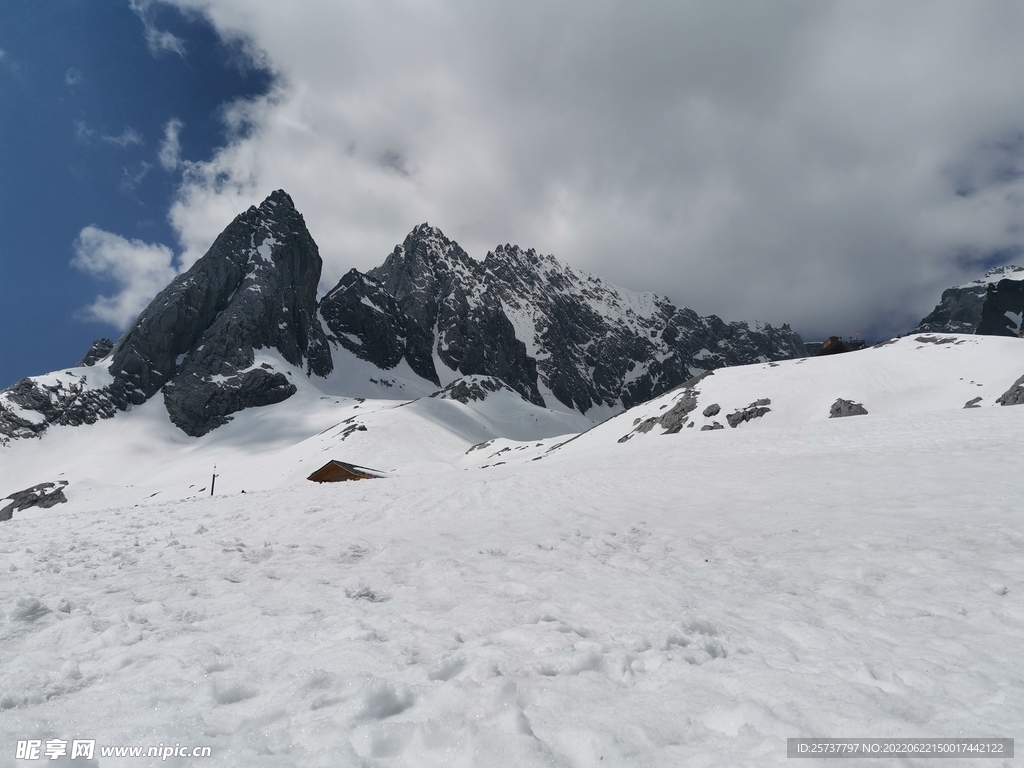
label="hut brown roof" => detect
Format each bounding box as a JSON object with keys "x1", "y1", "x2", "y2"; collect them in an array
[{"x1": 307, "y1": 460, "x2": 385, "y2": 483}]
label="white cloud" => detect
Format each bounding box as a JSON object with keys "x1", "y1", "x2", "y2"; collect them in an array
[
  {"x1": 152, "y1": 1, "x2": 1024, "y2": 339},
  {"x1": 72, "y1": 227, "x2": 179, "y2": 329},
  {"x1": 102, "y1": 127, "x2": 144, "y2": 149},
  {"x1": 130, "y1": 0, "x2": 186, "y2": 56},
  {"x1": 64, "y1": 67, "x2": 82, "y2": 86},
  {"x1": 158, "y1": 118, "x2": 184, "y2": 170}
]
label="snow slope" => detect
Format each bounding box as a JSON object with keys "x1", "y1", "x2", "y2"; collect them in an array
[
  {"x1": 0, "y1": 354, "x2": 592, "y2": 513},
  {"x1": 2, "y1": 334, "x2": 1023, "y2": 766},
  {"x1": 552, "y1": 333, "x2": 1024, "y2": 451},
  {"x1": 1, "y1": 396, "x2": 1022, "y2": 766}
]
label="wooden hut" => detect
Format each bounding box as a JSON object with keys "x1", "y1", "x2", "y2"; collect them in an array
[{"x1": 307, "y1": 460, "x2": 385, "y2": 483}]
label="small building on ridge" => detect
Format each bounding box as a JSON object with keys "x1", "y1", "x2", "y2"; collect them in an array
[{"x1": 307, "y1": 460, "x2": 385, "y2": 483}]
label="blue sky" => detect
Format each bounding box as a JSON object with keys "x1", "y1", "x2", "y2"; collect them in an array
[
  {"x1": 0, "y1": 0, "x2": 270, "y2": 387},
  {"x1": 3, "y1": 2, "x2": 1024, "y2": 390}
]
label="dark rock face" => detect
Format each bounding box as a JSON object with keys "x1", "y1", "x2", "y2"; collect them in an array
[
  {"x1": 321, "y1": 225, "x2": 806, "y2": 415},
  {"x1": 1, "y1": 190, "x2": 332, "y2": 441},
  {"x1": 78, "y1": 338, "x2": 114, "y2": 367},
  {"x1": 829, "y1": 398, "x2": 868, "y2": 418},
  {"x1": 1, "y1": 481, "x2": 68, "y2": 522},
  {"x1": 915, "y1": 266, "x2": 1024, "y2": 336},
  {"x1": 115, "y1": 190, "x2": 331, "y2": 435},
  {"x1": 319, "y1": 268, "x2": 438, "y2": 385},
  {"x1": 996, "y1": 374, "x2": 1024, "y2": 406},
  {"x1": 964, "y1": 396, "x2": 983, "y2": 408},
  {"x1": 430, "y1": 376, "x2": 521, "y2": 404}
]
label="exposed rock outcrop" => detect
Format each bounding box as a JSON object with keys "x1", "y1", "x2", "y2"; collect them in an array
[
  {"x1": 829, "y1": 398, "x2": 868, "y2": 418},
  {"x1": 996, "y1": 374, "x2": 1024, "y2": 406},
  {"x1": 430, "y1": 376, "x2": 523, "y2": 404},
  {"x1": 1, "y1": 481, "x2": 68, "y2": 522},
  {"x1": 915, "y1": 265, "x2": 1024, "y2": 336},
  {"x1": 77, "y1": 338, "x2": 114, "y2": 367},
  {"x1": 726, "y1": 399, "x2": 772, "y2": 428}
]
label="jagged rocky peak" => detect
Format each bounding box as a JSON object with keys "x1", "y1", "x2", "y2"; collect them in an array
[
  {"x1": 1, "y1": 190, "x2": 335, "y2": 441},
  {"x1": 320, "y1": 223, "x2": 806, "y2": 416},
  {"x1": 2, "y1": 199, "x2": 808, "y2": 444},
  {"x1": 915, "y1": 264, "x2": 1024, "y2": 336},
  {"x1": 151, "y1": 189, "x2": 333, "y2": 435}
]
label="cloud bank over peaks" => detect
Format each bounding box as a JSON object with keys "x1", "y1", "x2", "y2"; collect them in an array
[{"x1": 125, "y1": 1, "x2": 1024, "y2": 342}]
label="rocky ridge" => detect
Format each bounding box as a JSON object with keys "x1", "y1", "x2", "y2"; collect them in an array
[
  {"x1": 322, "y1": 226, "x2": 806, "y2": 415},
  {"x1": 1, "y1": 191, "x2": 807, "y2": 442}
]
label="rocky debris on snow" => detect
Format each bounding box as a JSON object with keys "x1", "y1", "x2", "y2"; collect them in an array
[
  {"x1": 964, "y1": 396, "x2": 984, "y2": 408},
  {"x1": 702, "y1": 403, "x2": 721, "y2": 418},
  {"x1": 726, "y1": 399, "x2": 772, "y2": 428},
  {"x1": 996, "y1": 374, "x2": 1024, "y2": 406},
  {"x1": 0, "y1": 374, "x2": 122, "y2": 444},
  {"x1": 829, "y1": 398, "x2": 868, "y2": 418},
  {"x1": 700, "y1": 422, "x2": 725, "y2": 431},
  {"x1": 619, "y1": 372, "x2": 712, "y2": 441},
  {"x1": 915, "y1": 265, "x2": 1024, "y2": 336},
  {"x1": 1, "y1": 481, "x2": 68, "y2": 522},
  {"x1": 77, "y1": 338, "x2": 114, "y2": 367},
  {"x1": 430, "y1": 376, "x2": 523, "y2": 404}
]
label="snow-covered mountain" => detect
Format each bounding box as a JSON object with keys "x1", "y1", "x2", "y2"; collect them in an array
[
  {"x1": 0, "y1": 190, "x2": 805, "y2": 441},
  {"x1": 914, "y1": 264, "x2": 1024, "y2": 336},
  {"x1": 326, "y1": 225, "x2": 806, "y2": 418}
]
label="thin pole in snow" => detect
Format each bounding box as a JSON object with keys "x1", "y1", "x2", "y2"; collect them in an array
[{"x1": 211, "y1": 465, "x2": 218, "y2": 496}]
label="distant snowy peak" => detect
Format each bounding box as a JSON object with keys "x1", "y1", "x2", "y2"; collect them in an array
[
  {"x1": 322, "y1": 225, "x2": 806, "y2": 416},
  {"x1": 956, "y1": 264, "x2": 1024, "y2": 289},
  {"x1": 915, "y1": 264, "x2": 1024, "y2": 336}
]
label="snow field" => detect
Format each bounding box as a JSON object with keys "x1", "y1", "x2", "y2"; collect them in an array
[{"x1": 2, "y1": 404, "x2": 1022, "y2": 766}]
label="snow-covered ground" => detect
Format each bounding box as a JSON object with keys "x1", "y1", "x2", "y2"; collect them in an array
[{"x1": 2, "y1": 336, "x2": 1023, "y2": 766}]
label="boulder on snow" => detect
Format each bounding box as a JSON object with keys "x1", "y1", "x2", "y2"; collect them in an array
[
  {"x1": 829, "y1": 398, "x2": 868, "y2": 418},
  {"x1": 0, "y1": 481, "x2": 69, "y2": 522},
  {"x1": 726, "y1": 399, "x2": 771, "y2": 428}
]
